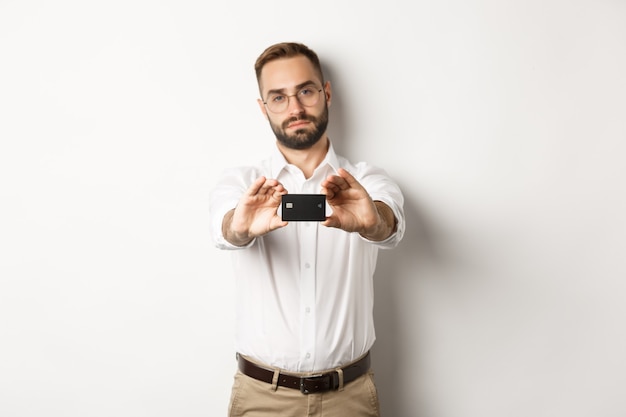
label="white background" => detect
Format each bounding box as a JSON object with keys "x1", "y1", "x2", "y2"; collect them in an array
[{"x1": 1, "y1": 1, "x2": 625, "y2": 416}]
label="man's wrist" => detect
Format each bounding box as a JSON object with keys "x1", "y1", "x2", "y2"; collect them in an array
[
  {"x1": 223, "y1": 209, "x2": 254, "y2": 247},
  {"x1": 359, "y1": 201, "x2": 396, "y2": 241}
]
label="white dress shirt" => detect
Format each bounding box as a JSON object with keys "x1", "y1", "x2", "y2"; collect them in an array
[{"x1": 209, "y1": 142, "x2": 405, "y2": 372}]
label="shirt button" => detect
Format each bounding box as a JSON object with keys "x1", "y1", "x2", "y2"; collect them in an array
[
  {"x1": 304, "y1": 263, "x2": 310, "y2": 269},
  {"x1": 305, "y1": 307, "x2": 311, "y2": 313},
  {"x1": 306, "y1": 353, "x2": 311, "y2": 359}
]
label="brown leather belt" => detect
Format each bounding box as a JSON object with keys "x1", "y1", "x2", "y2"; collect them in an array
[{"x1": 237, "y1": 352, "x2": 371, "y2": 394}]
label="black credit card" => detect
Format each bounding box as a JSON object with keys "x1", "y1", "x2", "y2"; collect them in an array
[{"x1": 281, "y1": 194, "x2": 326, "y2": 221}]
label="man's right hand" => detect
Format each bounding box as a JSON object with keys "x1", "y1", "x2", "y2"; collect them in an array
[{"x1": 222, "y1": 176, "x2": 288, "y2": 246}]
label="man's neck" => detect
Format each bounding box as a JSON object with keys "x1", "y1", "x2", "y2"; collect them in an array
[{"x1": 277, "y1": 136, "x2": 329, "y2": 179}]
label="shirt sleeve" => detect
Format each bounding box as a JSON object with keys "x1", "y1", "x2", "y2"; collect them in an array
[
  {"x1": 209, "y1": 166, "x2": 260, "y2": 250},
  {"x1": 353, "y1": 162, "x2": 406, "y2": 249}
]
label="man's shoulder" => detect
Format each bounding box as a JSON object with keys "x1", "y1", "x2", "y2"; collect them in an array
[{"x1": 335, "y1": 156, "x2": 388, "y2": 179}]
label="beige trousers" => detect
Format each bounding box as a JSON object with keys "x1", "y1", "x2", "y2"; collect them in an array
[{"x1": 227, "y1": 369, "x2": 381, "y2": 417}]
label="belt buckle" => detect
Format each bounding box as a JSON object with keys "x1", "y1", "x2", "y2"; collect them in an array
[{"x1": 299, "y1": 374, "x2": 331, "y2": 394}]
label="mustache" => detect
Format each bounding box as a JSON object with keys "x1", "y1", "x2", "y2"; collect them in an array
[{"x1": 282, "y1": 115, "x2": 316, "y2": 129}]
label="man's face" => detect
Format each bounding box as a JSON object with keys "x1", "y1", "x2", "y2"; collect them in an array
[{"x1": 258, "y1": 56, "x2": 330, "y2": 150}]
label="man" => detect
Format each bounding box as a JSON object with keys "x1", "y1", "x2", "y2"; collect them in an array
[{"x1": 209, "y1": 42, "x2": 405, "y2": 416}]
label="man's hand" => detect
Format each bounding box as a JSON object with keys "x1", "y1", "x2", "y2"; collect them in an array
[
  {"x1": 223, "y1": 176, "x2": 288, "y2": 246},
  {"x1": 320, "y1": 168, "x2": 396, "y2": 241}
]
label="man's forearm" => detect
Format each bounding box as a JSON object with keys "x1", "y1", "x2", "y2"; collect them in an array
[
  {"x1": 359, "y1": 201, "x2": 397, "y2": 242},
  {"x1": 222, "y1": 209, "x2": 254, "y2": 247}
]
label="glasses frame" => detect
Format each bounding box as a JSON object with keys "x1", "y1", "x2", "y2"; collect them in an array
[{"x1": 262, "y1": 86, "x2": 324, "y2": 114}]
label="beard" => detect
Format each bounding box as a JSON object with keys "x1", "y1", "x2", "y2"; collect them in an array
[{"x1": 269, "y1": 104, "x2": 329, "y2": 150}]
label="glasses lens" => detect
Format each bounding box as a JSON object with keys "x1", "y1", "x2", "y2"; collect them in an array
[
  {"x1": 266, "y1": 93, "x2": 287, "y2": 113},
  {"x1": 297, "y1": 86, "x2": 321, "y2": 107}
]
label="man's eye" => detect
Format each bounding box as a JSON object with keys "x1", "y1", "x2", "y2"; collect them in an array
[
  {"x1": 299, "y1": 88, "x2": 313, "y2": 96},
  {"x1": 270, "y1": 95, "x2": 285, "y2": 103}
]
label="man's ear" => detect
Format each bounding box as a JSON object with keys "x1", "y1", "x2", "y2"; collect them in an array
[
  {"x1": 257, "y1": 98, "x2": 269, "y2": 120},
  {"x1": 324, "y1": 81, "x2": 332, "y2": 107}
]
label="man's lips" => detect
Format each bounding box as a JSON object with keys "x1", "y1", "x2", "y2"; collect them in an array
[{"x1": 286, "y1": 119, "x2": 311, "y2": 129}]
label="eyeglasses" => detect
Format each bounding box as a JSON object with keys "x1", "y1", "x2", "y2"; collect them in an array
[{"x1": 263, "y1": 85, "x2": 323, "y2": 114}]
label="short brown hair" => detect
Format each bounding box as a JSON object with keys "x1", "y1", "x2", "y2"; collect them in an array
[{"x1": 254, "y1": 42, "x2": 324, "y2": 87}]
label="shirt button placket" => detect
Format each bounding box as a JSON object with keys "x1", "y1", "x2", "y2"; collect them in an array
[{"x1": 299, "y1": 220, "x2": 317, "y2": 369}]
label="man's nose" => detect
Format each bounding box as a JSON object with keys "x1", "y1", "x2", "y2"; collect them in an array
[{"x1": 287, "y1": 95, "x2": 305, "y2": 115}]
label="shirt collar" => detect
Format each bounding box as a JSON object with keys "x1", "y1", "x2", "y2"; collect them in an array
[{"x1": 270, "y1": 140, "x2": 341, "y2": 179}]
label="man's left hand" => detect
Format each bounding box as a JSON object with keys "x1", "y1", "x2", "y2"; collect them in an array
[{"x1": 320, "y1": 168, "x2": 396, "y2": 241}]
